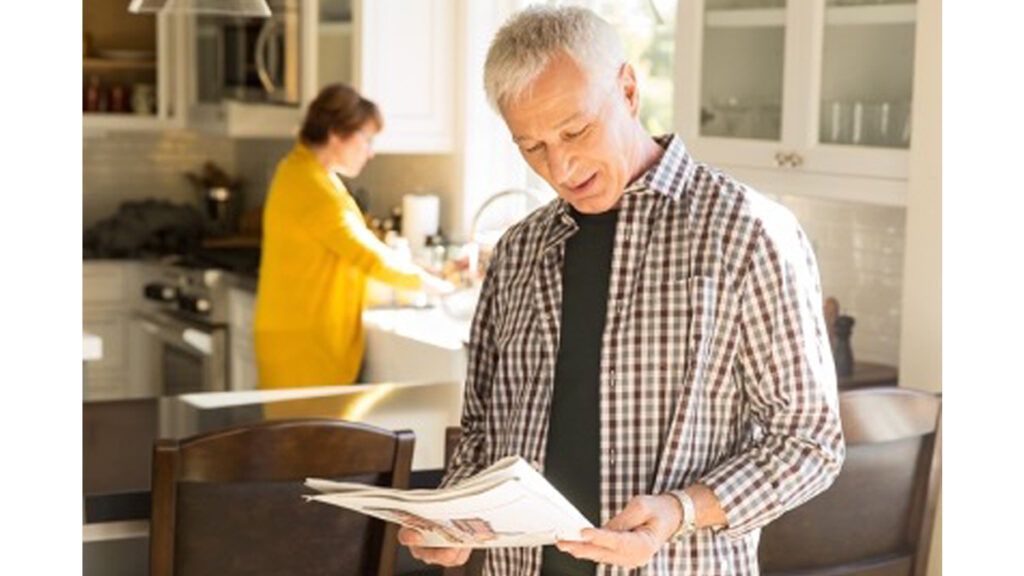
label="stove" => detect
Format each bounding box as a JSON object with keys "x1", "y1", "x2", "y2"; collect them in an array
[{"x1": 136, "y1": 251, "x2": 258, "y2": 395}]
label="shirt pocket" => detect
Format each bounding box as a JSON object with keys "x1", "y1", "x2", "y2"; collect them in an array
[{"x1": 637, "y1": 275, "x2": 719, "y2": 386}]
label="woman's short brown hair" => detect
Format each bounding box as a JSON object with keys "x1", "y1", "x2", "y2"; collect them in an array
[{"x1": 299, "y1": 83, "x2": 383, "y2": 146}]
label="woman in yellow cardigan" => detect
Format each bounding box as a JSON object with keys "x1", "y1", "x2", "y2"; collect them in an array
[{"x1": 255, "y1": 84, "x2": 449, "y2": 388}]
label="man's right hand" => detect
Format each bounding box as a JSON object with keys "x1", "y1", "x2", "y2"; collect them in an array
[{"x1": 397, "y1": 527, "x2": 472, "y2": 567}]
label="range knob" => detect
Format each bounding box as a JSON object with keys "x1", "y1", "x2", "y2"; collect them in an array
[
  {"x1": 144, "y1": 283, "x2": 178, "y2": 302},
  {"x1": 178, "y1": 294, "x2": 212, "y2": 315}
]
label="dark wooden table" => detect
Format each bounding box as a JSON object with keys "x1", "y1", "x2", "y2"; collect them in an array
[{"x1": 838, "y1": 361, "x2": 898, "y2": 390}]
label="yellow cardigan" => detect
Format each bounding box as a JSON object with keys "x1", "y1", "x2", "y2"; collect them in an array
[{"x1": 254, "y1": 143, "x2": 421, "y2": 388}]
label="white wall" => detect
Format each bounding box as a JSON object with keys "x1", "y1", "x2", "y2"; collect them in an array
[
  {"x1": 898, "y1": 0, "x2": 941, "y2": 574},
  {"x1": 776, "y1": 194, "x2": 906, "y2": 367}
]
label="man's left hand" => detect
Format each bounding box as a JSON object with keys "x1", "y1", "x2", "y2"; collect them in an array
[{"x1": 555, "y1": 494, "x2": 682, "y2": 569}]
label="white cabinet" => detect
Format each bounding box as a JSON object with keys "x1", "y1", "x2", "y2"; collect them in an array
[
  {"x1": 676, "y1": 0, "x2": 919, "y2": 205},
  {"x1": 227, "y1": 287, "x2": 260, "y2": 391},
  {"x1": 361, "y1": 308, "x2": 468, "y2": 384},
  {"x1": 317, "y1": 0, "x2": 455, "y2": 153},
  {"x1": 83, "y1": 262, "x2": 158, "y2": 399}
]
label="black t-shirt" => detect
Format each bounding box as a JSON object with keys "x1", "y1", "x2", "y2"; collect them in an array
[{"x1": 541, "y1": 207, "x2": 618, "y2": 576}]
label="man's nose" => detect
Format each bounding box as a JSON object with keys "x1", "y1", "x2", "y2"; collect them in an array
[{"x1": 546, "y1": 145, "x2": 575, "y2": 187}]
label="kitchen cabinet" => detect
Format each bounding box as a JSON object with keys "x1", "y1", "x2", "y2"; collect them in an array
[
  {"x1": 676, "y1": 0, "x2": 919, "y2": 205},
  {"x1": 227, "y1": 287, "x2": 260, "y2": 391},
  {"x1": 317, "y1": 0, "x2": 455, "y2": 152},
  {"x1": 83, "y1": 262, "x2": 158, "y2": 399},
  {"x1": 83, "y1": 0, "x2": 185, "y2": 133}
]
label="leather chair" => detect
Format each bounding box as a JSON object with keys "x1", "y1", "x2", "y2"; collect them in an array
[
  {"x1": 149, "y1": 418, "x2": 414, "y2": 576},
  {"x1": 759, "y1": 387, "x2": 942, "y2": 576}
]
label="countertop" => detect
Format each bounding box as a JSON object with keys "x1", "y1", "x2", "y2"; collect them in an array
[
  {"x1": 363, "y1": 306, "x2": 472, "y2": 350},
  {"x1": 83, "y1": 332, "x2": 103, "y2": 362},
  {"x1": 84, "y1": 380, "x2": 465, "y2": 503}
]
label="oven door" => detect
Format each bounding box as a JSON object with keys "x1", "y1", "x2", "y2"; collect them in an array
[{"x1": 135, "y1": 311, "x2": 228, "y2": 396}]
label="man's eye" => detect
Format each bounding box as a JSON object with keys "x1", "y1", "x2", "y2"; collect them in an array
[
  {"x1": 565, "y1": 124, "x2": 591, "y2": 140},
  {"x1": 523, "y1": 143, "x2": 544, "y2": 154}
]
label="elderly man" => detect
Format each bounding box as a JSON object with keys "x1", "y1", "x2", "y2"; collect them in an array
[{"x1": 400, "y1": 6, "x2": 844, "y2": 575}]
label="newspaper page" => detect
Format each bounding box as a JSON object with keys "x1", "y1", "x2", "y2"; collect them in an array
[{"x1": 304, "y1": 456, "x2": 594, "y2": 548}]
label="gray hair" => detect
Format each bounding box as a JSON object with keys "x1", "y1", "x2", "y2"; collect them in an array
[{"x1": 483, "y1": 5, "x2": 626, "y2": 111}]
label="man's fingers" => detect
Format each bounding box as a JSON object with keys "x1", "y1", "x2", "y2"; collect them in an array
[
  {"x1": 557, "y1": 541, "x2": 622, "y2": 566},
  {"x1": 605, "y1": 497, "x2": 654, "y2": 531},
  {"x1": 405, "y1": 544, "x2": 471, "y2": 567},
  {"x1": 397, "y1": 527, "x2": 422, "y2": 546},
  {"x1": 579, "y1": 528, "x2": 625, "y2": 550}
]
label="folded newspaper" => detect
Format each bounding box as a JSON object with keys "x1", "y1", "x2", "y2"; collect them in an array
[{"x1": 304, "y1": 456, "x2": 594, "y2": 548}]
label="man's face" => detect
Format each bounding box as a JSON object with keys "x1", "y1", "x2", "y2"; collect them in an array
[{"x1": 501, "y1": 52, "x2": 640, "y2": 214}]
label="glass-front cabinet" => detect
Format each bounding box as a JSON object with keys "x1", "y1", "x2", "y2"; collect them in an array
[{"x1": 676, "y1": 0, "x2": 918, "y2": 204}]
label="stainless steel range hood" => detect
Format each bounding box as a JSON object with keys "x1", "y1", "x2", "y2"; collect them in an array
[{"x1": 128, "y1": 0, "x2": 272, "y2": 18}]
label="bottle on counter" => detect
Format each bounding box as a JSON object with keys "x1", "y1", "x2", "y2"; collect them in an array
[
  {"x1": 84, "y1": 75, "x2": 103, "y2": 112},
  {"x1": 833, "y1": 315, "x2": 855, "y2": 377},
  {"x1": 387, "y1": 234, "x2": 427, "y2": 308}
]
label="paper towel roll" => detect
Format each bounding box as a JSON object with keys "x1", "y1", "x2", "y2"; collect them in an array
[{"x1": 401, "y1": 193, "x2": 440, "y2": 249}]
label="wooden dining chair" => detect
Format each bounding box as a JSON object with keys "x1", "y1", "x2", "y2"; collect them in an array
[
  {"x1": 759, "y1": 387, "x2": 942, "y2": 576},
  {"x1": 149, "y1": 418, "x2": 414, "y2": 576}
]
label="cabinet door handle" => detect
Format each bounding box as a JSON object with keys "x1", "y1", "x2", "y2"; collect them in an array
[
  {"x1": 789, "y1": 153, "x2": 804, "y2": 168},
  {"x1": 774, "y1": 151, "x2": 788, "y2": 167}
]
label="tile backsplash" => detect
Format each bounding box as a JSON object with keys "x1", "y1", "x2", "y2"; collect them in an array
[
  {"x1": 776, "y1": 194, "x2": 906, "y2": 367},
  {"x1": 83, "y1": 131, "x2": 236, "y2": 229},
  {"x1": 84, "y1": 132, "x2": 459, "y2": 235}
]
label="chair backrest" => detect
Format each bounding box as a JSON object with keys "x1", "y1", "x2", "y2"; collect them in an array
[
  {"x1": 150, "y1": 418, "x2": 414, "y2": 576},
  {"x1": 759, "y1": 387, "x2": 942, "y2": 576}
]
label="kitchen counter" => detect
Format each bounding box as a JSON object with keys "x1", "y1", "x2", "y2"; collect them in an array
[
  {"x1": 360, "y1": 306, "x2": 473, "y2": 384},
  {"x1": 83, "y1": 332, "x2": 103, "y2": 362}
]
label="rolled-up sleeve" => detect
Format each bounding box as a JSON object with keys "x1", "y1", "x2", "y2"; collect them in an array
[
  {"x1": 303, "y1": 183, "x2": 422, "y2": 290},
  {"x1": 698, "y1": 214, "x2": 845, "y2": 539},
  {"x1": 439, "y1": 250, "x2": 502, "y2": 488}
]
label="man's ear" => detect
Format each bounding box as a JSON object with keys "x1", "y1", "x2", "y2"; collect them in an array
[{"x1": 619, "y1": 62, "x2": 640, "y2": 118}]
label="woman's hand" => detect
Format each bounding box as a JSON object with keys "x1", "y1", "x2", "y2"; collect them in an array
[{"x1": 419, "y1": 271, "x2": 456, "y2": 296}]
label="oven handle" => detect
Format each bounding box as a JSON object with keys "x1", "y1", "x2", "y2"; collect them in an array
[{"x1": 136, "y1": 313, "x2": 217, "y2": 357}]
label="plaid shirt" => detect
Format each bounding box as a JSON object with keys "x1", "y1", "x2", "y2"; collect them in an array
[{"x1": 441, "y1": 135, "x2": 845, "y2": 575}]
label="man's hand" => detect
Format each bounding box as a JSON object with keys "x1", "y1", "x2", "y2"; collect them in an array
[
  {"x1": 555, "y1": 494, "x2": 682, "y2": 569},
  {"x1": 397, "y1": 527, "x2": 472, "y2": 567}
]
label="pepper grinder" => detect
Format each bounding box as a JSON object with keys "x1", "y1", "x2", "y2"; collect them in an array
[{"x1": 833, "y1": 315, "x2": 855, "y2": 377}]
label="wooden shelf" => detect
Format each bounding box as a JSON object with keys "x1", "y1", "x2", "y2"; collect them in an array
[
  {"x1": 83, "y1": 58, "x2": 157, "y2": 72},
  {"x1": 705, "y1": 4, "x2": 915, "y2": 29},
  {"x1": 826, "y1": 4, "x2": 916, "y2": 26},
  {"x1": 319, "y1": 21, "x2": 354, "y2": 35},
  {"x1": 705, "y1": 8, "x2": 785, "y2": 28}
]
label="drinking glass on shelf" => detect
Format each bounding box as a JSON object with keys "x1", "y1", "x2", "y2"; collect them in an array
[
  {"x1": 821, "y1": 100, "x2": 851, "y2": 144},
  {"x1": 861, "y1": 101, "x2": 890, "y2": 147}
]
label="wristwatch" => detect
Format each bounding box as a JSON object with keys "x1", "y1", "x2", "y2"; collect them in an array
[{"x1": 668, "y1": 490, "x2": 697, "y2": 540}]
